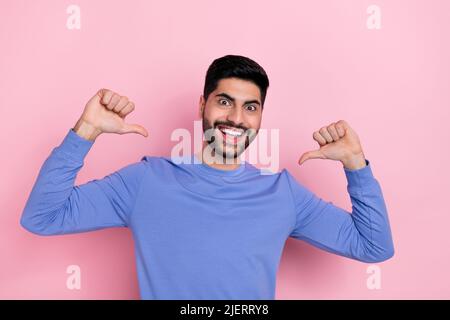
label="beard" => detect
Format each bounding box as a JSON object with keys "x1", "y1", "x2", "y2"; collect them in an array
[{"x1": 202, "y1": 113, "x2": 258, "y2": 163}]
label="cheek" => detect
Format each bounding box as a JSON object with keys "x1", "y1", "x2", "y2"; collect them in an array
[
  {"x1": 205, "y1": 109, "x2": 229, "y2": 125},
  {"x1": 248, "y1": 117, "x2": 262, "y2": 130},
  {"x1": 202, "y1": 107, "x2": 216, "y2": 123},
  {"x1": 204, "y1": 104, "x2": 219, "y2": 118}
]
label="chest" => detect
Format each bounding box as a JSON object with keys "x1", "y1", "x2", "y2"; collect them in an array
[{"x1": 130, "y1": 176, "x2": 295, "y2": 256}]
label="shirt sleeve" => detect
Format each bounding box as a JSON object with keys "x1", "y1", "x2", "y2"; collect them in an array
[
  {"x1": 286, "y1": 159, "x2": 395, "y2": 263},
  {"x1": 20, "y1": 128, "x2": 147, "y2": 236}
]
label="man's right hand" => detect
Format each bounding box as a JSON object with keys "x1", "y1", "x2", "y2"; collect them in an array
[{"x1": 73, "y1": 88, "x2": 149, "y2": 141}]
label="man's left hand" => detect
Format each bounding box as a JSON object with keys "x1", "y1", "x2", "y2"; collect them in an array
[{"x1": 298, "y1": 120, "x2": 367, "y2": 170}]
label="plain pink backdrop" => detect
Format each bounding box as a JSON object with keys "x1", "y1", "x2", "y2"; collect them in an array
[{"x1": 1, "y1": 0, "x2": 449, "y2": 299}]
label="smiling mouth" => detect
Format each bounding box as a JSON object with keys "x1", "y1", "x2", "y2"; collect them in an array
[{"x1": 216, "y1": 125, "x2": 245, "y2": 144}]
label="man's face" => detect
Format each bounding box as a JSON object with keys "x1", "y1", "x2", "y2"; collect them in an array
[{"x1": 199, "y1": 77, "x2": 263, "y2": 161}]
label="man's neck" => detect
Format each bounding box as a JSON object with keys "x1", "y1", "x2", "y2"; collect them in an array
[{"x1": 195, "y1": 143, "x2": 241, "y2": 171}]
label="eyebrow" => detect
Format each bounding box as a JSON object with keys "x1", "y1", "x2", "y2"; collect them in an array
[{"x1": 215, "y1": 93, "x2": 261, "y2": 106}]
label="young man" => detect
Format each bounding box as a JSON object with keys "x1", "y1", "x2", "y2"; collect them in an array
[{"x1": 20, "y1": 55, "x2": 394, "y2": 299}]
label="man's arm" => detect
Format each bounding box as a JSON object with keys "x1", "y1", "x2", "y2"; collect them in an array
[
  {"x1": 286, "y1": 159, "x2": 394, "y2": 263},
  {"x1": 20, "y1": 88, "x2": 149, "y2": 236},
  {"x1": 20, "y1": 128, "x2": 147, "y2": 235}
]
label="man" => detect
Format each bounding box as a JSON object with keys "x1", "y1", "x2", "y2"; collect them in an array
[{"x1": 20, "y1": 55, "x2": 394, "y2": 299}]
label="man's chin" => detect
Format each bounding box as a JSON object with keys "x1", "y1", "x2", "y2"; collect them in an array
[{"x1": 214, "y1": 144, "x2": 246, "y2": 162}]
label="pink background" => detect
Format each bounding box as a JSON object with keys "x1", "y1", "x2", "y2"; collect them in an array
[{"x1": 1, "y1": 0, "x2": 449, "y2": 299}]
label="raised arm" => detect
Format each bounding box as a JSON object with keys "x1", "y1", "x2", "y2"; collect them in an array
[
  {"x1": 291, "y1": 119, "x2": 394, "y2": 262},
  {"x1": 287, "y1": 160, "x2": 394, "y2": 263},
  {"x1": 20, "y1": 89, "x2": 149, "y2": 235}
]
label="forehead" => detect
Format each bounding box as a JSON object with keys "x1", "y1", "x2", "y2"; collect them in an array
[{"x1": 213, "y1": 77, "x2": 261, "y2": 102}]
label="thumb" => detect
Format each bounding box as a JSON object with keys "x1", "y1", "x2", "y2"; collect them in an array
[
  {"x1": 298, "y1": 150, "x2": 325, "y2": 165},
  {"x1": 121, "y1": 123, "x2": 149, "y2": 137}
]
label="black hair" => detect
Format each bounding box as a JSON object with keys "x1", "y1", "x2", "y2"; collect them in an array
[{"x1": 203, "y1": 55, "x2": 270, "y2": 107}]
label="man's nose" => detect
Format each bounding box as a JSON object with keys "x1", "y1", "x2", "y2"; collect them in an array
[{"x1": 226, "y1": 106, "x2": 244, "y2": 127}]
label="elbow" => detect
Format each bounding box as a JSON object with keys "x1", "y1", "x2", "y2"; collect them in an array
[
  {"x1": 20, "y1": 214, "x2": 40, "y2": 235},
  {"x1": 371, "y1": 248, "x2": 395, "y2": 263},
  {"x1": 361, "y1": 245, "x2": 395, "y2": 263},
  {"x1": 374, "y1": 236, "x2": 396, "y2": 262},
  {"x1": 20, "y1": 212, "x2": 52, "y2": 236}
]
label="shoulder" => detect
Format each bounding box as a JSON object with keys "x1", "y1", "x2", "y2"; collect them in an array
[
  {"x1": 280, "y1": 168, "x2": 317, "y2": 203},
  {"x1": 140, "y1": 155, "x2": 186, "y2": 168},
  {"x1": 139, "y1": 155, "x2": 186, "y2": 177}
]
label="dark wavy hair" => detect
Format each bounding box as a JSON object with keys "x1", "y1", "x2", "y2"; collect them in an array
[{"x1": 203, "y1": 55, "x2": 270, "y2": 108}]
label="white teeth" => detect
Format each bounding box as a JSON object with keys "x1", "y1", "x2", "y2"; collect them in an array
[{"x1": 221, "y1": 128, "x2": 243, "y2": 137}]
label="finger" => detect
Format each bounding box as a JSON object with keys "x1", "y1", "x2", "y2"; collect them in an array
[
  {"x1": 121, "y1": 123, "x2": 149, "y2": 137},
  {"x1": 99, "y1": 89, "x2": 114, "y2": 105},
  {"x1": 298, "y1": 149, "x2": 324, "y2": 165},
  {"x1": 335, "y1": 122, "x2": 346, "y2": 138},
  {"x1": 319, "y1": 127, "x2": 333, "y2": 143},
  {"x1": 113, "y1": 96, "x2": 129, "y2": 113},
  {"x1": 313, "y1": 131, "x2": 327, "y2": 146},
  {"x1": 107, "y1": 93, "x2": 120, "y2": 110},
  {"x1": 118, "y1": 102, "x2": 135, "y2": 118},
  {"x1": 336, "y1": 119, "x2": 349, "y2": 128},
  {"x1": 327, "y1": 123, "x2": 340, "y2": 141}
]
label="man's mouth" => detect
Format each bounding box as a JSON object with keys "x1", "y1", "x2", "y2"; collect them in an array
[{"x1": 216, "y1": 125, "x2": 245, "y2": 144}]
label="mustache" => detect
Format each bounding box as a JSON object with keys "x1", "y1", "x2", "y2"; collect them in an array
[{"x1": 213, "y1": 121, "x2": 248, "y2": 132}]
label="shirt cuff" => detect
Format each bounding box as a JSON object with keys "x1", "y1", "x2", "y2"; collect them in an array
[
  {"x1": 56, "y1": 128, "x2": 95, "y2": 162},
  {"x1": 343, "y1": 159, "x2": 375, "y2": 188}
]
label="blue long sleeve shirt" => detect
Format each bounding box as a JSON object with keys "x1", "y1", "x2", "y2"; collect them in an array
[{"x1": 20, "y1": 128, "x2": 394, "y2": 299}]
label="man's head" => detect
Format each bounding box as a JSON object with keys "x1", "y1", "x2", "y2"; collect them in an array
[{"x1": 199, "y1": 55, "x2": 270, "y2": 161}]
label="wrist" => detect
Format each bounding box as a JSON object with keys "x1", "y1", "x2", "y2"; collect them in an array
[
  {"x1": 341, "y1": 152, "x2": 366, "y2": 170},
  {"x1": 73, "y1": 119, "x2": 102, "y2": 142}
]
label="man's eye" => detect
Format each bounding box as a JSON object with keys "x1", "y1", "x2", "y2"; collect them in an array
[
  {"x1": 219, "y1": 99, "x2": 231, "y2": 106},
  {"x1": 246, "y1": 105, "x2": 257, "y2": 111}
]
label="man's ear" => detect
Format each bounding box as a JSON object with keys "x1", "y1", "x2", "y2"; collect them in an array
[{"x1": 198, "y1": 95, "x2": 205, "y2": 118}]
